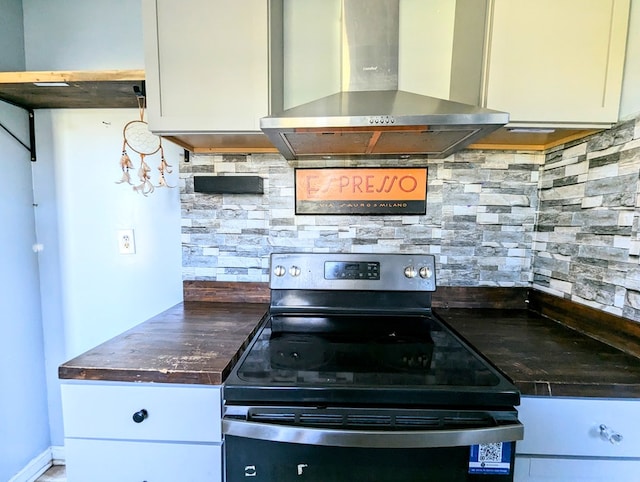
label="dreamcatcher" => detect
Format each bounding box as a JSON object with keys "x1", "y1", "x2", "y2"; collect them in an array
[{"x1": 116, "y1": 96, "x2": 173, "y2": 195}]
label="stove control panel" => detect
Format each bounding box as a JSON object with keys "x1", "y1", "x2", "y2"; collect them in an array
[{"x1": 270, "y1": 253, "x2": 436, "y2": 291}]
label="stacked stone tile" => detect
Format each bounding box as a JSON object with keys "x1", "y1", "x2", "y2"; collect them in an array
[
  {"x1": 180, "y1": 150, "x2": 542, "y2": 288},
  {"x1": 533, "y1": 118, "x2": 640, "y2": 319}
]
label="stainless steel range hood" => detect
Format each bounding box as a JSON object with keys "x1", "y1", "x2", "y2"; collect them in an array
[{"x1": 261, "y1": 0, "x2": 508, "y2": 160}]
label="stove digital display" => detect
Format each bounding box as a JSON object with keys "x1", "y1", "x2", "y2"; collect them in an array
[{"x1": 325, "y1": 261, "x2": 380, "y2": 280}]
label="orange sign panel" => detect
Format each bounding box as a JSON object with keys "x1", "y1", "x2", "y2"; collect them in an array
[{"x1": 295, "y1": 168, "x2": 427, "y2": 215}]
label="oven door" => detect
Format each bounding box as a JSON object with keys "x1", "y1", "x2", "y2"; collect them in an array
[{"x1": 223, "y1": 407, "x2": 523, "y2": 482}]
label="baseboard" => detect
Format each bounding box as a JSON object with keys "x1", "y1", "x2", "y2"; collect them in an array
[{"x1": 8, "y1": 446, "x2": 65, "y2": 482}]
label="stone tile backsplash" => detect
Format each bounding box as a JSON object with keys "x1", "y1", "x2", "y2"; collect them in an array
[
  {"x1": 533, "y1": 117, "x2": 640, "y2": 320},
  {"x1": 180, "y1": 151, "x2": 542, "y2": 287},
  {"x1": 179, "y1": 114, "x2": 640, "y2": 321}
]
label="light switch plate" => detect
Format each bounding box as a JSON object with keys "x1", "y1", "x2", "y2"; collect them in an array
[{"x1": 117, "y1": 229, "x2": 136, "y2": 254}]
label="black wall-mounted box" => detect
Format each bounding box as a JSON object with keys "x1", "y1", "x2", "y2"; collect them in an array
[{"x1": 194, "y1": 175, "x2": 264, "y2": 194}]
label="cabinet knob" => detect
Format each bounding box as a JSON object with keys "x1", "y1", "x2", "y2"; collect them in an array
[
  {"x1": 132, "y1": 409, "x2": 148, "y2": 423},
  {"x1": 599, "y1": 424, "x2": 623, "y2": 444}
]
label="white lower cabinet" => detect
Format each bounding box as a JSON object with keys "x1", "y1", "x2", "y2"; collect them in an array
[
  {"x1": 61, "y1": 381, "x2": 223, "y2": 482},
  {"x1": 515, "y1": 457, "x2": 640, "y2": 481},
  {"x1": 514, "y1": 396, "x2": 640, "y2": 481}
]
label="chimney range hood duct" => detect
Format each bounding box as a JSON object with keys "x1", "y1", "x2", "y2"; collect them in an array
[{"x1": 261, "y1": 0, "x2": 508, "y2": 161}]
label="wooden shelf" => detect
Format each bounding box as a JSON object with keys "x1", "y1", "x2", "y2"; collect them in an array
[{"x1": 0, "y1": 70, "x2": 145, "y2": 109}]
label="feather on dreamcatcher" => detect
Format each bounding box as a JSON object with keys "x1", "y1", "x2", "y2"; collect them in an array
[{"x1": 116, "y1": 96, "x2": 174, "y2": 196}]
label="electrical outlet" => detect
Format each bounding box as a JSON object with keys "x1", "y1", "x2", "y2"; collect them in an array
[{"x1": 117, "y1": 229, "x2": 136, "y2": 255}]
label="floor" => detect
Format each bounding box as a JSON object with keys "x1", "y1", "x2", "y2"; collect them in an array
[{"x1": 35, "y1": 465, "x2": 66, "y2": 482}]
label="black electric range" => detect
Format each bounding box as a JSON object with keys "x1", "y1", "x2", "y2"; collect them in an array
[{"x1": 223, "y1": 253, "x2": 522, "y2": 482}]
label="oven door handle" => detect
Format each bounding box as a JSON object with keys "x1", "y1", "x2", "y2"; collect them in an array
[{"x1": 222, "y1": 419, "x2": 523, "y2": 449}]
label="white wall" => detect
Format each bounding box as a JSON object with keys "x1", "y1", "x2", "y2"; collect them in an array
[
  {"x1": 0, "y1": 1, "x2": 50, "y2": 480},
  {"x1": 22, "y1": 0, "x2": 143, "y2": 70},
  {"x1": 35, "y1": 109, "x2": 183, "y2": 357},
  {"x1": 0, "y1": 0, "x2": 25, "y2": 71},
  {"x1": 0, "y1": 104, "x2": 50, "y2": 480},
  {"x1": 33, "y1": 110, "x2": 184, "y2": 446},
  {"x1": 18, "y1": 0, "x2": 183, "y2": 452}
]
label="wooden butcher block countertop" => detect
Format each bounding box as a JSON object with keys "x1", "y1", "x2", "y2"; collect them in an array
[
  {"x1": 59, "y1": 289, "x2": 640, "y2": 398},
  {"x1": 59, "y1": 302, "x2": 268, "y2": 385},
  {"x1": 438, "y1": 308, "x2": 640, "y2": 398}
]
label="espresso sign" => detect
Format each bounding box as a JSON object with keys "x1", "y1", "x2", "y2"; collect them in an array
[{"x1": 295, "y1": 167, "x2": 427, "y2": 215}]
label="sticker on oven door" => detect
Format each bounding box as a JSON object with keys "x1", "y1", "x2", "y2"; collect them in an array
[{"x1": 468, "y1": 442, "x2": 512, "y2": 475}]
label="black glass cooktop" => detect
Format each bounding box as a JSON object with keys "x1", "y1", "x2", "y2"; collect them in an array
[{"x1": 224, "y1": 313, "x2": 520, "y2": 408}]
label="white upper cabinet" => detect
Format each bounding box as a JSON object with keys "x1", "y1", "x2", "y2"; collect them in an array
[
  {"x1": 481, "y1": 0, "x2": 630, "y2": 128},
  {"x1": 142, "y1": 0, "x2": 271, "y2": 133},
  {"x1": 141, "y1": 0, "x2": 631, "y2": 140}
]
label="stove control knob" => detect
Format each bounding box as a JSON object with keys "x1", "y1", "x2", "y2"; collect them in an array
[
  {"x1": 404, "y1": 266, "x2": 417, "y2": 278},
  {"x1": 289, "y1": 265, "x2": 301, "y2": 277},
  {"x1": 419, "y1": 266, "x2": 433, "y2": 279},
  {"x1": 273, "y1": 265, "x2": 286, "y2": 277}
]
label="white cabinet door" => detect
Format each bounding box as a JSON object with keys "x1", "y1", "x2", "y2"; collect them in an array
[
  {"x1": 65, "y1": 438, "x2": 221, "y2": 482},
  {"x1": 142, "y1": 0, "x2": 270, "y2": 133},
  {"x1": 483, "y1": 0, "x2": 630, "y2": 127}
]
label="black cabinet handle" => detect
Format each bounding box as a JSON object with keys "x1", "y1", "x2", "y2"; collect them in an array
[{"x1": 132, "y1": 409, "x2": 148, "y2": 423}]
